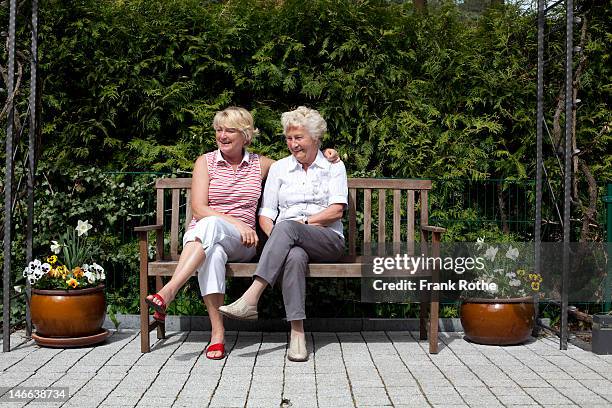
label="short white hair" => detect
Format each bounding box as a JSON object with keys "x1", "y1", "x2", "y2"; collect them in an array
[{"x1": 280, "y1": 106, "x2": 327, "y2": 142}]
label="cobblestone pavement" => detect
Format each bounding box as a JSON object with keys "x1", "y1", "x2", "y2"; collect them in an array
[{"x1": 1, "y1": 330, "x2": 611, "y2": 407}]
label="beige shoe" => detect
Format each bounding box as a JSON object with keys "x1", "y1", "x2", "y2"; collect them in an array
[
  {"x1": 287, "y1": 335, "x2": 308, "y2": 362},
  {"x1": 218, "y1": 297, "x2": 258, "y2": 320}
]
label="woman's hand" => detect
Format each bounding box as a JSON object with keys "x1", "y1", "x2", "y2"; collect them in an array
[
  {"x1": 235, "y1": 221, "x2": 259, "y2": 248},
  {"x1": 323, "y1": 148, "x2": 341, "y2": 163}
]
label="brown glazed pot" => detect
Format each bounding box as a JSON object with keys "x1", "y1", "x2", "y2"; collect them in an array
[
  {"x1": 31, "y1": 285, "x2": 106, "y2": 338},
  {"x1": 460, "y1": 297, "x2": 535, "y2": 345}
]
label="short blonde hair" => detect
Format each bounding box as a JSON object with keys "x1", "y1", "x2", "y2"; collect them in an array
[
  {"x1": 280, "y1": 106, "x2": 327, "y2": 143},
  {"x1": 212, "y1": 106, "x2": 259, "y2": 146}
]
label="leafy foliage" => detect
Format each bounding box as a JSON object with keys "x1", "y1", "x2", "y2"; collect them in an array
[{"x1": 1, "y1": 0, "x2": 610, "y2": 317}]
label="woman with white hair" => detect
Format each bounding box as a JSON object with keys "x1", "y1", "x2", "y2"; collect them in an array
[
  {"x1": 220, "y1": 106, "x2": 348, "y2": 362},
  {"x1": 145, "y1": 106, "x2": 339, "y2": 360}
]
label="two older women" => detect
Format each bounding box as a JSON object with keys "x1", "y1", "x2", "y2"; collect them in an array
[
  {"x1": 220, "y1": 106, "x2": 348, "y2": 362},
  {"x1": 145, "y1": 107, "x2": 339, "y2": 360}
]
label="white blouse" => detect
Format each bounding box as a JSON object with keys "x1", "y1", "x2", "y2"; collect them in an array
[{"x1": 258, "y1": 150, "x2": 348, "y2": 238}]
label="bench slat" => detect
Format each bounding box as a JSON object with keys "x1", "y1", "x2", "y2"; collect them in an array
[
  {"x1": 157, "y1": 177, "x2": 432, "y2": 191},
  {"x1": 364, "y1": 189, "x2": 371, "y2": 244},
  {"x1": 185, "y1": 190, "x2": 192, "y2": 229},
  {"x1": 378, "y1": 189, "x2": 386, "y2": 244},
  {"x1": 170, "y1": 189, "x2": 180, "y2": 260},
  {"x1": 156, "y1": 189, "x2": 164, "y2": 261},
  {"x1": 420, "y1": 190, "x2": 429, "y2": 243},
  {"x1": 349, "y1": 178, "x2": 432, "y2": 190},
  {"x1": 156, "y1": 178, "x2": 191, "y2": 189},
  {"x1": 348, "y1": 188, "x2": 357, "y2": 256},
  {"x1": 407, "y1": 190, "x2": 415, "y2": 255},
  {"x1": 147, "y1": 261, "x2": 432, "y2": 278},
  {"x1": 393, "y1": 189, "x2": 401, "y2": 243}
]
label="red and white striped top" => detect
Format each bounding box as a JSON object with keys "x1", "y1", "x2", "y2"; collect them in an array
[{"x1": 188, "y1": 150, "x2": 262, "y2": 230}]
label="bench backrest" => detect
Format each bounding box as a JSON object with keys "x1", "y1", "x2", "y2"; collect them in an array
[{"x1": 154, "y1": 178, "x2": 432, "y2": 261}]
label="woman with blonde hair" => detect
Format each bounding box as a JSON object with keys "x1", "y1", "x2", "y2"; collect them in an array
[{"x1": 146, "y1": 106, "x2": 339, "y2": 360}]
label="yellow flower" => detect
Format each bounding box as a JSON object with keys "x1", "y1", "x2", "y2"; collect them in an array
[
  {"x1": 528, "y1": 273, "x2": 543, "y2": 283},
  {"x1": 56, "y1": 265, "x2": 68, "y2": 279},
  {"x1": 47, "y1": 255, "x2": 58, "y2": 265},
  {"x1": 531, "y1": 282, "x2": 540, "y2": 291},
  {"x1": 66, "y1": 278, "x2": 79, "y2": 289},
  {"x1": 516, "y1": 269, "x2": 525, "y2": 277},
  {"x1": 49, "y1": 268, "x2": 60, "y2": 278},
  {"x1": 73, "y1": 266, "x2": 84, "y2": 279}
]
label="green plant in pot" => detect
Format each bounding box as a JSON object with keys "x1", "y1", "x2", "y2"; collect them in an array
[
  {"x1": 460, "y1": 239, "x2": 543, "y2": 345},
  {"x1": 20, "y1": 220, "x2": 108, "y2": 347}
]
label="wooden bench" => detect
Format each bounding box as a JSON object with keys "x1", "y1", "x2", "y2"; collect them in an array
[{"x1": 135, "y1": 177, "x2": 445, "y2": 353}]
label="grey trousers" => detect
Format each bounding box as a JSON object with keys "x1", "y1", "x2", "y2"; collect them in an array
[{"x1": 254, "y1": 220, "x2": 345, "y2": 321}]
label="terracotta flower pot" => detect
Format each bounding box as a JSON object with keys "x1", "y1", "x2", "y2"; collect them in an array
[
  {"x1": 31, "y1": 285, "x2": 106, "y2": 338},
  {"x1": 460, "y1": 297, "x2": 535, "y2": 345}
]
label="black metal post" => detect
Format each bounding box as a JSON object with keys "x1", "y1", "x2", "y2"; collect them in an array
[
  {"x1": 561, "y1": 0, "x2": 574, "y2": 351},
  {"x1": 535, "y1": 0, "x2": 544, "y2": 278},
  {"x1": 535, "y1": 0, "x2": 545, "y2": 334},
  {"x1": 26, "y1": 0, "x2": 39, "y2": 338},
  {"x1": 3, "y1": 0, "x2": 18, "y2": 353}
]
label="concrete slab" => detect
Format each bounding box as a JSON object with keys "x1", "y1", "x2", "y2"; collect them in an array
[{"x1": 0, "y1": 329, "x2": 610, "y2": 407}]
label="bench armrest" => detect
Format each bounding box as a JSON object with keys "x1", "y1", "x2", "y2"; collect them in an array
[
  {"x1": 134, "y1": 224, "x2": 163, "y2": 232},
  {"x1": 134, "y1": 224, "x2": 164, "y2": 261},
  {"x1": 421, "y1": 225, "x2": 446, "y2": 233}
]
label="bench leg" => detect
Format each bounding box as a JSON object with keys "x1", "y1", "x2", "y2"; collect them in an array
[
  {"x1": 419, "y1": 292, "x2": 428, "y2": 340},
  {"x1": 140, "y1": 300, "x2": 150, "y2": 353},
  {"x1": 155, "y1": 276, "x2": 166, "y2": 340},
  {"x1": 429, "y1": 298, "x2": 439, "y2": 354},
  {"x1": 428, "y1": 231, "x2": 441, "y2": 354},
  {"x1": 139, "y1": 235, "x2": 151, "y2": 353}
]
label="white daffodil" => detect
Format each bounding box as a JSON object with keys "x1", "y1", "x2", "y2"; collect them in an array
[
  {"x1": 509, "y1": 279, "x2": 522, "y2": 287},
  {"x1": 505, "y1": 272, "x2": 516, "y2": 278},
  {"x1": 50, "y1": 240, "x2": 62, "y2": 254},
  {"x1": 75, "y1": 220, "x2": 93, "y2": 236},
  {"x1": 476, "y1": 237, "x2": 485, "y2": 250},
  {"x1": 505, "y1": 246, "x2": 519, "y2": 261},
  {"x1": 484, "y1": 246, "x2": 498, "y2": 262}
]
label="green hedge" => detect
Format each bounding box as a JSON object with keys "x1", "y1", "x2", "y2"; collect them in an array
[{"x1": 1, "y1": 0, "x2": 610, "y2": 317}]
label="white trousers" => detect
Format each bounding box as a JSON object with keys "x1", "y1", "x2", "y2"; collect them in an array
[{"x1": 182, "y1": 216, "x2": 255, "y2": 296}]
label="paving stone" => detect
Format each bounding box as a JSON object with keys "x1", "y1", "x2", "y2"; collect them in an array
[
  {"x1": 5, "y1": 330, "x2": 612, "y2": 407},
  {"x1": 495, "y1": 392, "x2": 539, "y2": 405},
  {"x1": 353, "y1": 393, "x2": 392, "y2": 406}
]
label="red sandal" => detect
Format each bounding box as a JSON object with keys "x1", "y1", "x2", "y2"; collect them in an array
[
  {"x1": 145, "y1": 294, "x2": 167, "y2": 322},
  {"x1": 205, "y1": 343, "x2": 226, "y2": 360},
  {"x1": 153, "y1": 310, "x2": 166, "y2": 322}
]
